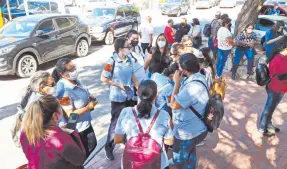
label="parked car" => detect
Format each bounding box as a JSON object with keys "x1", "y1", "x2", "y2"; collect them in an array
[
  {"x1": 2, "y1": 0, "x2": 62, "y2": 22},
  {"x1": 219, "y1": 0, "x2": 236, "y2": 8},
  {"x1": 254, "y1": 15, "x2": 287, "y2": 41},
  {"x1": 195, "y1": 0, "x2": 219, "y2": 9},
  {"x1": 161, "y1": 0, "x2": 190, "y2": 17},
  {"x1": 85, "y1": 3, "x2": 140, "y2": 45},
  {"x1": 0, "y1": 14, "x2": 91, "y2": 77},
  {"x1": 260, "y1": 4, "x2": 287, "y2": 16}
]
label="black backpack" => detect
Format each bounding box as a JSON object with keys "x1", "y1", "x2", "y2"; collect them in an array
[
  {"x1": 256, "y1": 64, "x2": 270, "y2": 86},
  {"x1": 189, "y1": 80, "x2": 224, "y2": 133},
  {"x1": 203, "y1": 20, "x2": 215, "y2": 37}
]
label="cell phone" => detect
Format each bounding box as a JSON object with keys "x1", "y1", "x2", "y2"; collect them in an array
[{"x1": 66, "y1": 113, "x2": 79, "y2": 130}]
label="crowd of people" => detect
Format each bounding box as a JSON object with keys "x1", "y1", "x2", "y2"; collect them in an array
[{"x1": 12, "y1": 10, "x2": 287, "y2": 169}]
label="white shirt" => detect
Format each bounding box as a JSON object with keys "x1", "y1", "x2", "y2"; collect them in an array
[
  {"x1": 130, "y1": 45, "x2": 147, "y2": 83},
  {"x1": 115, "y1": 105, "x2": 174, "y2": 169},
  {"x1": 192, "y1": 47, "x2": 200, "y2": 58},
  {"x1": 217, "y1": 27, "x2": 233, "y2": 50},
  {"x1": 139, "y1": 22, "x2": 154, "y2": 44}
]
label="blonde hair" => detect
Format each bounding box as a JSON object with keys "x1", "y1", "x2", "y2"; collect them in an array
[
  {"x1": 171, "y1": 43, "x2": 185, "y2": 55},
  {"x1": 22, "y1": 95, "x2": 60, "y2": 145}
]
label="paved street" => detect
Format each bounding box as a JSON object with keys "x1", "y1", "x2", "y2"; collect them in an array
[{"x1": 1, "y1": 4, "x2": 286, "y2": 169}]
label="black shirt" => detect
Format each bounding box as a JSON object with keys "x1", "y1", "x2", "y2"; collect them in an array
[{"x1": 149, "y1": 49, "x2": 171, "y2": 74}]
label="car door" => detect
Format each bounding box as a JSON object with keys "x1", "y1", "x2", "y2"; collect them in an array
[
  {"x1": 33, "y1": 19, "x2": 61, "y2": 62},
  {"x1": 114, "y1": 8, "x2": 126, "y2": 36},
  {"x1": 123, "y1": 7, "x2": 133, "y2": 32},
  {"x1": 54, "y1": 17, "x2": 76, "y2": 56}
]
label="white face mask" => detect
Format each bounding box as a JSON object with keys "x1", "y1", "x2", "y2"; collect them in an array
[
  {"x1": 278, "y1": 28, "x2": 283, "y2": 32},
  {"x1": 47, "y1": 87, "x2": 56, "y2": 96},
  {"x1": 68, "y1": 70, "x2": 79, "y2": 80},
  {"x1": 157, "y1": 41, "x2": 166, "y2": 48},
  {"x1": 247, "y1": 29, "x2": 253, "y2": 34}
]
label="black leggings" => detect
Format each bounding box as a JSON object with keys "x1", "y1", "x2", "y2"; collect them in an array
[{"x1": 78, "y1": 125, "x2": 97, "y2": 157}]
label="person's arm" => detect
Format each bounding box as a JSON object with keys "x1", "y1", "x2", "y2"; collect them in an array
[
  {"x1": 163, "y1": 111, "x2": 174, "y2": 146},
  {"x1": 170, "y1": 71, "x2": 183, "y2": 110},
  {"x1": 114, "y1": 108, "x2": 127, "y2": 144},
  {"x1": 236, "y1": 33, "x2": 249, "y2": 45},
  {"x1": 266, "y1": 35, "x2": 284, "y2": 45},
  {"x1": 132, "y1": 74, "x2": 139, "y2": 90},
  {"x1": 144, "y1": 51, "x2": 153, "y2": 70}
]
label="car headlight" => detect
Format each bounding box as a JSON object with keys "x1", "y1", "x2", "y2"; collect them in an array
[
  {"x1": 91, "y1": 27, "x2": 104, "y2": 33},
  {"x1": 0, "y1": 45, "x2": 16, "y2": 56}
]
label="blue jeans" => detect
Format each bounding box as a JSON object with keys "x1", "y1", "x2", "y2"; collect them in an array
[
  {"x1": 172, "y1": 131, "x2": 207, "y2": 169},
  {"x1": 208, "y1": 37, "x2": 217, "y2": 58},
  {"x1": 233, "y1": 48, "x2": 254, "y2": 73},
  {"x1": 216, "y1": 49, "x2": 231, "y2": 77},
  {"x1": 258, "y1": 87, "x2": 284, "y2": 132}
]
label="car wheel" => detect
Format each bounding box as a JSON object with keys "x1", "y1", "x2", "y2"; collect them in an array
[
  {"x1": 104, "y1": 31, "x2": 114, "y2": 45},
  {"x1": 76, "y1": 39, "x2": 89, "y2": 57},
  {"x1": 132, "y1": 23, "x2": 138, "y2": 31},
  {"x1": 16, "y1": 54, "x2": 38, "y2": 78},
  {"x1": 176, "y1": 10, "x2": 181, "y2": 17}
]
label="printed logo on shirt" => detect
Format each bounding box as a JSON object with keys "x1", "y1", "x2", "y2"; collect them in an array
[{"x1": 104, "y1": 64, "x2": 113, "y2": 72}]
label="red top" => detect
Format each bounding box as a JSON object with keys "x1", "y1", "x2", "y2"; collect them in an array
[
  {"x1": 20, "y1": 127, "x2": 86, "y2": 169},
  {"x1": 269, "y1": 54, "x2": 287, "y2": 93},
  {"x1": 164, "y1": 26, "x2": 175, "y2": 44}
]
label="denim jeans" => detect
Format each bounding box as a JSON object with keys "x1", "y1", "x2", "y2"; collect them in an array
[
  {"x1": 208, "y1": 37, "x2": 217, "y2": 58},
  {"x1": 172, "y1": 131, "x2": 208, "y2": 169},
  {"x1": 233, "y1": 48, "x2": 254, "y2": 73},
  {"x1": 216, "y1": 49, "x2": 231, "y2": 77},
  {"x1": 258, "y1": 87, "x2": 284, "y2": 132}
]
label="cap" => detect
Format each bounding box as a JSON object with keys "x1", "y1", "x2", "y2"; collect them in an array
[
  {"x1": 168, "y1": 19, "x2": 174, "y2": 24},
  {"x1": 215, "y1": 11, "x2": 221, "y2": 16}
]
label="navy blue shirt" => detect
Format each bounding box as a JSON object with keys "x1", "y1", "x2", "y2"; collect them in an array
[
  {"x1": 265, "y1": 29, "x2": 282, "y2": 57},
  {"x1": 174, "y1": 23, "x2": 191, "y2": 42}
]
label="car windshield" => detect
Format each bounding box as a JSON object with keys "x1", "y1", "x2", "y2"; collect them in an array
[
  {"x1": 166, "y1": 0, "x2": 181, "y2": 3},
  {"x1": 0, "y1": 21, "x2": 36, "y2": 37},
  {"x1": 91, "y1": 8, "x2": 115, "y2": 17},
  {"x1": 17, "y1": 2, "x2": 50, "y2": 11}
]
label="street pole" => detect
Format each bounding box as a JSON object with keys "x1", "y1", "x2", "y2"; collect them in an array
[
  {"x1": 23, "y1": 0, "x2": 29, "y2": 16},
  {"x1": 6, "y1": 0, "x2": 12, "y2": 21}
]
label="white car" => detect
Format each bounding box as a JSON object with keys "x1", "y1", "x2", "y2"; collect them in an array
[
  {"x1": 219, "y1": 0, "x2": 236, "y2": 8},
  {"x1": 195, "y1": 0, "x2": 213, "y2": 9}
]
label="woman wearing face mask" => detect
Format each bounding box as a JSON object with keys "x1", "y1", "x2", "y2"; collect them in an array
[
  {"x1": 181, "y1": 35, "x2": 200, "y2": 58},
  {"x1": 101, "y1": 37, "x2": 139, "y2": 160},
  {"x1": 20, "y1": 95, "x2": 86, "y2": 169},
  {"x1": 190, "y1": 18, "x2": 202, "y2": 49},
  {"x1": 232, "y1": 24, "x2": 257, "y2": 80},
  {"x1": 265, "y1": 21, "x2": 285, "y2": 58},
  {"x1": 258, "y1": 36, "x2": 287, "y2": 137},
  {"x1": 216, "y1": 17, "x2": 234, "y2": 77},
  {"x1": 12, "y1": 71, "x2": 56, "y2": 145},
  {"x1": 144, "y1": 33, "x2": 171, "y2": 78},
  {"x1": 55, "y1": 58, "x2": 98, "y2": 158}
]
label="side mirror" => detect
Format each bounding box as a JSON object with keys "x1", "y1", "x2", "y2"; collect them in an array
[
  {"x1": 35, "y1": 30, "x2": 44, "y2": 37},
  {"x1": 116, "y1": 15, "x2": 122, "y2": 20}
]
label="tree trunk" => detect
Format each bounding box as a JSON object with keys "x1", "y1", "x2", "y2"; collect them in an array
[{"x1": 234, "y1": 0, "x2": 264, "y2": 36}]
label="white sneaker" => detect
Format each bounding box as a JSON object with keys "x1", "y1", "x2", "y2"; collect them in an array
[{"x1": 196, "y1": 141, "x2": 205, "y2": 147}]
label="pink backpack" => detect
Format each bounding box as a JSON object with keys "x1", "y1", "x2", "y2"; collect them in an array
[{"x1": 122, "y1": 108, "x2": 162, "y2": 169}]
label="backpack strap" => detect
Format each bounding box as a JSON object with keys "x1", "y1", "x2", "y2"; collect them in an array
[
  {"x1": 132, "y1": 108, "x2": 144, "y2": 133},
  {"x1": 146, "y1": 109, "x2": 160, "y2": 134},
  {"x1": 132, "y1": 108, "x2": 160, "y2": 134},
  {"x1": 110, "y1": 57, "x2": 116, "y2": 80},
  {"x1": 188, "y1": 80, "x2": 210, "y2": 123}
]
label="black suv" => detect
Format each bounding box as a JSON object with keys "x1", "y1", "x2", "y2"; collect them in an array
[
  {"x1": 85, "y1": 3, "x2": 141, "y2": 45},
  {"x1": 0, "y1": 14, "x2": 91, "y2": 77}
]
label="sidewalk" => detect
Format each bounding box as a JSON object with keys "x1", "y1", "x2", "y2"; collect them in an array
[{"x1": 85, "y1": 75, "x2": 287, "y2": 169}]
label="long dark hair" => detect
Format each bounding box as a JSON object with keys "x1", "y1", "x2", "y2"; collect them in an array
[
  {"x1": 268, "y1": 35, "x2": 287, "y2": 63},
  {"x1": 154, "y1": 33, "x2": 169, "y2": 55},
  {"x1": 137, "y1": 80, "x2": 157, "y2": 119},
  {"x1": 271, "y1": 21, "x2": 284, "y2": 37},
  {"x1": 200, "y1": 47, "x2": 216, "y2": 79},
  {"x1": 163, "y1": 63, "x2": 179, "y2": 77}
]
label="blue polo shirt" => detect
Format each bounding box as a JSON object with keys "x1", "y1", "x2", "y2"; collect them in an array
[
  {"x1": 56, "y1": 79, "x2": 92, "y2": 132},
  {"x1": 151, "y1": 73, "x2": 174, "y2": 111},
  {"x1": 265, "y1": 29, "x2": 277, "y2": 57},
  {"x1": 173, "y1": 72, "x2": 208, "y2": 140},
  {"x1": 101, "y1": 53, "x2": 134, "y2": 102}
]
